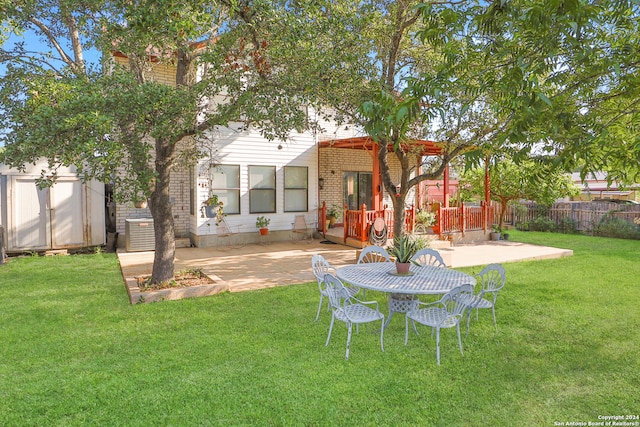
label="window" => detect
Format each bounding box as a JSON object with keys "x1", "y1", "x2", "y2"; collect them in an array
[
  {"x1": 249, "y1": 165, "x2": 276, "y2": 213},
  {"x1": 284, "y1": 166, "x2": 308, "y2": 212},
  {"x1": 211, "y1": 165, "x2": 240, "y2": 214}
]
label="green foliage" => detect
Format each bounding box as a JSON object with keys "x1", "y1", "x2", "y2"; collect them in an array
[
  {"x1": 326, "y1": 204, "x2": 342, "y2": 218},
  {"x1": 415, "y1": 209, "x2": 436, "y2": 226},
  {"x1": 594, "y1": 213, "x2": 640, "y2": 240},
  {"x1": 386, "y1": 234, "x2": 420, "y2": 263},
  {"x1": 556, "y1": 216, "x2": 579, "y2": 234},
  {"x1": 524, "y1": 216, "x2": 556, "y2": 232},
  {"x1": 255, "y1": 216, "x2": 270, "y2": 228}
]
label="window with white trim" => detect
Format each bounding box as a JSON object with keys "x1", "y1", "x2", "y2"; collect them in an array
[
  {"x1": 249, "y1": 165, "x2": 276, "y2": 213},
  {"x1": 284, "y1": 166, "x2": 308, "y2": 212},
  {"x1": 211, "y1": 165, "x2": 240, "y2": 214}
]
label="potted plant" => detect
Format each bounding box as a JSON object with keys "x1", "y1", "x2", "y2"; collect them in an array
[
  {"x1": 256, "y1": 216, "x2": 271, "y2": 235},
  {"x1": 201, "y1": 195, "x2": 225, "y2": 225},
  {"x1": 387, "y1": 234, "x2": 420, "y2": 274},
  {"x1": 134, "y1": 199, "x2": 148, "y2": 209},
  {"x1": 326, "y1": 204, "x2": 342, "y2": 228},
  {"x1": 490, "y1": 224, "x2": 502, "y2": 241}
]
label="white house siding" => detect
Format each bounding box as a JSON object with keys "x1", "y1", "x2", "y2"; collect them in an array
[{"x1": 192, "y1": 123, "x2": 318, "y2": 247}]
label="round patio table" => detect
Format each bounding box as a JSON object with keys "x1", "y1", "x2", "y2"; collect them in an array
[{"x1": 337, "y1": 262, "x2": 476, "y2": 328}]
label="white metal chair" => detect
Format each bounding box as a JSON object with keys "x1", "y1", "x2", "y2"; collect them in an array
[
  {"x1": 411, "y1": 248, "x2": 446, "y2": 268},
  {"x1": 461, "y1": 263, "x2": 506, "y2": 335},
  {"x1": 357, "y1": 245, "x2": 392, "y2": 264},
  {"x1": 292, "y1": 215, "x2": 313, "y2": 242},
  {"x1": 216, "y1": 217, "x2": 243, "y2": 249},
  {"x1": 324, "y1": 273, "x2": 385, "y2": 359},
  {"x1": 405, "y1": 284, "x2": 474, "y2": 365},
  {"x1": 311, "y1": 254, "x2": 359, "y2": 321}
]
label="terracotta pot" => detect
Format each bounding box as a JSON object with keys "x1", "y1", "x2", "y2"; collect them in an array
[
  {"x1": 259, "y1": 228, "x2": 269, "y2": 236},
  {"x1": 395, "y1": 261, "x2": 411, "y2": 275},
  {"x1": 134, "y1": 200, "x2": 148, "y2": 209}
]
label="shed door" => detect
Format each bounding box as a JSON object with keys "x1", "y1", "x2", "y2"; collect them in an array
[
  {"x1": 13, "y1": 178, "x2": 50, "y2": 250},
  {"x1": 50, "y1": 179, "x2": 84, "y2": 247},
  {"x1": 11, "y1": 177, "x2": 85, "y2": 250}
]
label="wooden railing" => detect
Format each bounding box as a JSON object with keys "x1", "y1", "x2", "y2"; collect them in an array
[
  {"x1": 434, "y1": 202, "x2": 493, "y2": 236},
  {"x1": 343, "y1": 204, "x2": 415, "y2": 243}
]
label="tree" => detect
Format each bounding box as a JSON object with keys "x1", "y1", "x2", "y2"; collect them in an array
[
  {"x1": 354, "y1": 0, "x2": 640, "y2": 236},
  {"x1": 0, "y1": 1, "x2": 324, "y2": 284},
  {"x1": 461, "y1": 157, "x2": 578, "y2": 230}
]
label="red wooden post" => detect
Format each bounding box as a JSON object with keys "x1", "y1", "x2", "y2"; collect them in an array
[
  {"x1": 443, "y1": 163, "x2": 450, "y2": 208},
  {"x1": 320, "y1": 201, "x2": 327, "y2": 234},
  {"x1": 372, "y1": 143, "x2": 382, "y2": 211},
  {"x1": 409, "y1": 204, "x2": 416, "y2": 233},
  {"x1": 460, "y1": 202, "x2": 466, "y2": 233},
  {"x1": 343, "y1": 204, "x2": 349, "y2": 243},
  {"x1": 360, "y1": 204, "x2": 368, "y2": 242}
]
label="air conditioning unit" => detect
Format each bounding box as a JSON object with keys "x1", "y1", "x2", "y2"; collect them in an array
[{"x1": 125, "y1": 219, "x2": 155, "y2": 252}]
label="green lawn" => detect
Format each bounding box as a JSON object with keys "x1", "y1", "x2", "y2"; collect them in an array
[{"x1": 1, "y1": 232, "x2": 638, "y2": 426}]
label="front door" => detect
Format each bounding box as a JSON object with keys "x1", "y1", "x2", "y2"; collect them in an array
[{"x1": 343, "y1": 172, "x2": 373, "y2": 210}]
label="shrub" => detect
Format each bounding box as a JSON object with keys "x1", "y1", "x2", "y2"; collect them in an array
[
  {"x1": 594, "y1": 214, "x2": 640, "y2": 239},
  {"x1": 557, "y1": 216, "x2": 579, "y2": 234},
  {"x1": 415, "y1": 210, "x2": 436, "y2": 226},
  {"x1": 525, "y1": 216, "x2": 556, "y2": 232}
]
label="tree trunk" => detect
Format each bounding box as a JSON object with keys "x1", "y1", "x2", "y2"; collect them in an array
[{"x1": 149, "y1": 138, "x2": 176, "y2": 284}]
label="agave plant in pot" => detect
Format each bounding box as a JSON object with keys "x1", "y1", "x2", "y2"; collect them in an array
[{"x1": 387, "y1": 234, "x2": 420, "y2": 275}]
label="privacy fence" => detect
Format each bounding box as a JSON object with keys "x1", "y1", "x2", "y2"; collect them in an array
[{"x1": 495, "y1": 201, "x2": 640, "y2": 232}]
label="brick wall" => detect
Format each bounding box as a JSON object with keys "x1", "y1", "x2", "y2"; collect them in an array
[{"x1": 318, "y1": 147, "x2": 417, "y2": 216}]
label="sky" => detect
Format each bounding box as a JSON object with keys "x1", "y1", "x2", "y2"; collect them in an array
[{"x1": 1, "y1": 28, "x2": 102, "y2": 76}]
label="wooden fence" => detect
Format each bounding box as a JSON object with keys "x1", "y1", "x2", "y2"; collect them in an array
[{"x1": 495, "y1": 201, "x2": 640, "y2": 231}]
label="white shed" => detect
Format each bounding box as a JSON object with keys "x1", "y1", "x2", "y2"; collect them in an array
[{"x1": 0, "y1": 160, "x2": 105, "y2": 252}]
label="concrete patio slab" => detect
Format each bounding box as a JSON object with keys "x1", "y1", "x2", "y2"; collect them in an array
[{"x1": 117, "y1": 239, "x2": 573, "y2": 297}]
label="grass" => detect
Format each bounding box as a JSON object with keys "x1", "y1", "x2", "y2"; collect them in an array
[{"x1": 0, "y1": 232, "x2": 638, "y2": 426}]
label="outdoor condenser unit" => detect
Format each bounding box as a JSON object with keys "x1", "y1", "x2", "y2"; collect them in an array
[{"x1": 125, "y1": 218, "x2": 155, "y2": 252}]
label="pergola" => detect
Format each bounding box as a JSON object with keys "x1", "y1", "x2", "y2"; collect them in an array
[{"x1": 318, "y1": 136, "x2": 475, "y2": 210}]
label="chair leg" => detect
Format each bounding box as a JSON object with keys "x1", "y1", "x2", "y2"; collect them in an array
[
  {"x1": 326, "y1": 315, "x2": 335, "y2": 347},
  {"x1": 315, "y1": 295, "x2": 324, "y2": 321},
  {"x1": 435, "y1": 327, "x2": 441, "y2": 365},
  {"x1": 379, "y1": 317, "x2": 385, "y2": 352},
  {"x1": 466, "y1": 308, "x2": 472, "y2": 336},
  {"x1": 345, "y1": 322, "x2": 353, "y2": 359},
  {"x1": 404, "y1": 316, "x2": 409, "y2": 345},
  {"x1": 457, "y1": 323, "x2": 464, "y2": 356},
  {"x1": 492, "y1": 306, "x2": 498, "y2": 332}
]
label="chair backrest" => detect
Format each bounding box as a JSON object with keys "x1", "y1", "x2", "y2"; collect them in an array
[
  {"x1": 357, "y1": 245, "x2": 392, "y2": 264},
  {"x1": 216, "y1": 217, "x2": 234, "y2": 237},
  {"x1": 293, "y1": 215, "x2": 308, "y2": 231},
  {"x1": 311, "y1": 254, "x2": 334, "y2": 286},
  {"x1": 411, "y1": 248, "x2": 446, "y2": 268},
  {"x1": 476, "y1": 263, "x2": 506, "y2": 294},
  {"x1": 323, "y1": 273, "x2": 350, "y2": 310},
  {"x1": 442, "y1": 284, "x2": 475, "y2": 317}
]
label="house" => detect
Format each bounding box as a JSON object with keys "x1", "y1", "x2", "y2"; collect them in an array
[
  {"x1": 0, "y1": 160, "x2": 105, "y2": 253},
  {"x1": 569, "y1": 171, "x2": 640, "y2": 202},
  {"x1": 111, "y1": 52, "x2": 494, "y2": 250}
]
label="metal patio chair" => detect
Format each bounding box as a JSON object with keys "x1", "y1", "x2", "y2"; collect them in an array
[
  {"x1": 292, "y1": 215, "x2": 313, "y2": 242},
  {"x1": 311, "y1": 254, "x2": 359, "y2": 321},
  {"x1": 405, "y1": 284, "x2": 474, "y2": 365},
  {"x1": 323, "y1": 273, "x2": 385, "y2": 360},
  {"x1": 411, "y1": 248, "x2": 446, "y2": 268},
  {"x1": 460, "y1": 263, "x2": 506, "y2": 335},
  {"x1": 357, "y1": 245, "x2": 392, "y2": 264}
]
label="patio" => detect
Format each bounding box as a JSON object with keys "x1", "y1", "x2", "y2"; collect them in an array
[{"x1": 117, "y1": 239, "x2": 573, "y2": 294}]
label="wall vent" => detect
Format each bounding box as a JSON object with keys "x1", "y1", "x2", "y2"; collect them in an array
[{"x1": 125, "y1": 219, "x2": 155, "y2": 252}]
